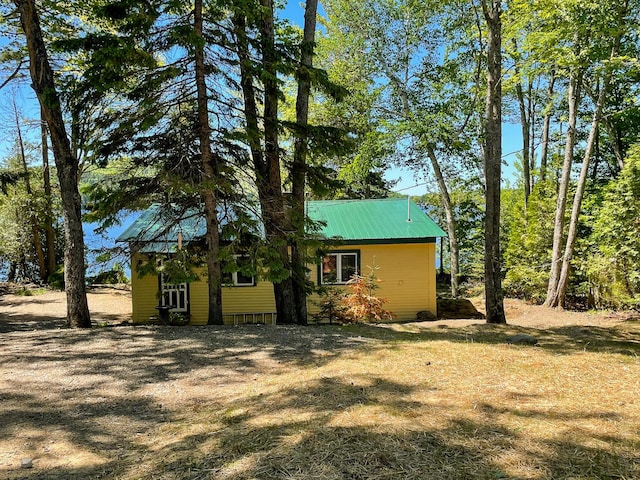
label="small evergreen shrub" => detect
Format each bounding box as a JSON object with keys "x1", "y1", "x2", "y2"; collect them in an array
[{"x1": 342, "y1": 266, "x2": 395, "y2": 323}]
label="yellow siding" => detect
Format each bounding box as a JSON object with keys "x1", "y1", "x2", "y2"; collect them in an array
[
  {"x1": 130, "y1": 253, "x2": 161, "y2": 323},
  {"x1": 130, "y1": 253, "x2": 276, "y2": 325},
  {"x1": 307, "y1": 243, "x2": 437, "y2": 322},
  {"x1": 130, "y1": 242, "x2": 436, "y2": 324}
]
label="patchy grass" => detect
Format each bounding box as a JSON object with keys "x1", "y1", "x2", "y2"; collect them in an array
[
  {"x1": 14, "y1": 287, "x2": 47, "y2": 297},
  {"x1": 1, "y1": 315, "x2": 639, "y2": 480}
]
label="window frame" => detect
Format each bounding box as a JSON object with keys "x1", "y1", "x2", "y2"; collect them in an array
[
  {"x1": 157, "y1": 258, "x2": 190, "y2": 313},
  {"x1": 222, "y1": 254, "x2": 257, "y2": 287},
  {"x1": 319, "y1": 250, "x2": 360, "y2": 285}
]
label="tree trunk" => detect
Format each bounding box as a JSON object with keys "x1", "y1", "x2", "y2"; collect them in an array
[
  {"x1": 16, "y1": 0, "x2": 91, "y2": 328},
  {"x1": 194, "y1": 0, "x2": 224, "y2": 325},
  {"x1": 426, "y1": 145, "x2": 460, "y2": 297},
  {"x1": 601, "y1": 114, "x2": 625, "y2": 170},
  {"x1": 13, "y1": 99, "x2": 46, "y2": 282},
  {"x1": 233, "y1": 6, "x2": 297, "y2": 324},
  {"x1": 550, "y1": 10, "x2": 624, "y2": 308},
  {"x1": 259, "y1": 0, "x2": 297, "y2": 324},
  {"x1": 8, "y1": 262, "x2": 17, "y2": 283},
  {"x1": 545, "y1": 71, "x2": 582, "y2": 307},
  {"x1": 290, "y1": 0, "x2": 318, "y2": 326},
  {"x1": 481, "y1": 0, "x2": 506, "y2": 324},
  {"x1": 41, "y1": 106, "x2": 56, "y2": 280},
  {"x1": 539, "y1": 73, "x2": 556, "y2": 183},
  {"x1": 513, "y1": 40, "x2": 531, "y2": 207}
]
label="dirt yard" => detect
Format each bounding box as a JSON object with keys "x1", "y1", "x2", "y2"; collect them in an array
[{"x1": 1, "y1": 287, "x2": 638, "y2": 479}]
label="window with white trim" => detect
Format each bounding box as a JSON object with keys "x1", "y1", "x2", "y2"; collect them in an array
[
  {"x1": 321, "y1": 251, "x2": 358, "y2": 284},
  {"x1": 222, "y1": 255, "x2": 256, "y2": 286},
  {"x1": 160, "y1": 275, "x2": 189, "y2": 312}
]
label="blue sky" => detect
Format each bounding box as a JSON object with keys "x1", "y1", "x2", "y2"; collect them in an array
[
  {"x1": 1, "y1": 1, "x2": 524, "y2": 196},
  {"x1": 283, "y1": 0, "x2": 524, "y2": 197}
]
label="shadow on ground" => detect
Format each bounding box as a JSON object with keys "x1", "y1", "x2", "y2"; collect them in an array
[{"x1": 1, "y1": 295, "x2": 639, "y2": 479}]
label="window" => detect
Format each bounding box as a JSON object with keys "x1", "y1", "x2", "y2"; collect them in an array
[
  {"x1": 321, "y1": 251, "x2": 358, "y2": 284},
  {"x1": 159, "y1": 275, "x2": 189, "y2": 312},
  {"x1": 157, "y1": 258, "x2": 190, "y2": 312},
  {"x1": 223, "y1": 255, "x2": 256, "y2": 287}
]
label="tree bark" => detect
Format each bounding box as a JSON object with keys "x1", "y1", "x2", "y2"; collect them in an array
[
  {"x1": 426, "y1": 145, "x2": 459, "y2": 297},
  {"x1": 550, "y1": 8, "x2": 624, "y2": 307},
  {"x1": 290, "y1": 0, "x2": 319, "y2": 326},
  {"x1": 481, "y1": 0, "x2": 506, "y2": 324},
  {"x1": 41, "y1": 106, "x2": 56, "y2": 280},
  {"x1": 13, "y1": 99, "x2": 46, "y2": 282},
  {"x1": 259, "y1": 0, "x2": 297, "y2": 324},
  {"x1": 194, "y1": 0, "x2": 224, "y2": 325},
  {"x1": 539, "y1": 73, "x2": 556, "y2": 183},
  {"x1": 512, "y1": 40, "x2": 530, "y2": 207},
  {"x1": 16, "y1": 0, "x2": 91, "y2": 328},
  {"x1": 233, "y1": 6, "x2": 297, "y2": 325},
  {"x1": 545, "y1": 71, "x2": 582, "y2": 307}
]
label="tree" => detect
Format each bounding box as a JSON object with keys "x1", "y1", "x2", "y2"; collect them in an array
[
  {"x1": 481, "y1": 0, "x2": 506, "y2": 324},
  {"x1": 289, "y1": 0, "x2": 320, "y2": 325},
  {"x1": 320, "y1": 0, "x2": 485, "y2": 298},
  {"x1": 587, "y1": 144, "x2": 640, "y2": 308},
  {"x1": 232, "y1": 0, "x2": 299, "y2": 324},
  {"x1": 15, "y1": 0, "x2": 90, "y2": 327},
  {"x1": 545, "y1": 0, "x2": 630, "y2": 308},
  {"x1": 11, "y1": 97, "x2": 46, "y2": 281},
  {"x1": 194, "y1": 0, "x2": 224, "y2": 325}
]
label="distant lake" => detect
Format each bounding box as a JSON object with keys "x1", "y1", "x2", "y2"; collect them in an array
[{"x1": 84, "y1": 211, "x2": 140, "y2": 279}]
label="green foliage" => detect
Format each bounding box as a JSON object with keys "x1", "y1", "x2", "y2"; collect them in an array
[
  {"x1": 86, "y1": 263, "x2": 129, "y2": 285},
  {"x1": 586, "y1": 145, "x2": 640, "y2": 308},
  {"x1": 159, "y1": 251, "x2": 201, "y2": 285},
  {"x1": 168, "y1": 311, "x2": 190, "y2": 326},
  {"x1": 15, "y1": 287, "x2": 47, "y2": 297},
  {"x1": 502, "y1": 181, "x2": 557, "y2": 302},
  {"x1": 312, "y1": 286, "x2": 349, "y2": 324},
  {"x1": 419, "y1": 182, "x2": 484, "y2": 278},
  {"x1": 48, "y1": 266, "x2": 65, "y2": 290},
  {"x1": 0, "y1": 148, "x2": 62, "y2": 282}
]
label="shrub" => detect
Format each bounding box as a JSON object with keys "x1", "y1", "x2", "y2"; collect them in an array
[
  {"x1": 342, "y1": 266, "x2": 395, "y2": 323},
  {"x1": 312, "y1": 286, "x2": 349, "y2": 324}
]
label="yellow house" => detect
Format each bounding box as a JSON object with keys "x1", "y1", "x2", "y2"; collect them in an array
[{"x1": 117, "y1": 198, "x2": 446, "y2": 324}]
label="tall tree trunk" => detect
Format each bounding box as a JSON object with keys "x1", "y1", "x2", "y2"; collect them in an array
[
  {"x1": 41, "y1": 106, "x2": 56, "y2": 280},
  {"x1": 539, "y1": 73, "x2": 556, "y2": 183},
  {"x1": 233, "y1": 6, "x2": 297, "y2": 324},
  {"x1": 259, "y1": 0, "x2": 297, "y2": 324},
  {"x1": 426, "y1": 145, "x2": 460, "y2": 297},
  {"x1": 7, "y1": 262, "x2": 17, "y2": 283},
  {"x1": 290, "y1": 0, "x2": 318, "y2": 326},
  {"x1": 16, "y1": 0, "x2": 91, "y2": 328},
  {"x1": 601, "y1": 115, "x2": 625, "y2": 170},
  {"x1": 513, "y1": 40, "x2": 531, "y2": 207},
  {"x1": 13, "y1": 99, "x2": 46, "y2": 282},
  {"x1": 194, "y1": 0, "x2": 224, "y2": 325},
  {"x1": 481, "y1": 0, "x2": 506, "y2": 324},
  {"x1": 549, "y1": 9, "x2": 624, "y2": 308},
  {"x1": 393, "y1": 70, "x2": 461, "y2": 298},
  {"x1": 545, "y1": 71, "x2": 582, "y2": 307}
]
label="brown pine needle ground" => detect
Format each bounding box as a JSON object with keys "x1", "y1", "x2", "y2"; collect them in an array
[{"x1": 0, "y1": 288, "x2": 638, "y2": 479}]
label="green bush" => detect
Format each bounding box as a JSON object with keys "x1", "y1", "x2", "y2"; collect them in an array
[
  {"x1": 47, "y1": 266, "x2": 65, "y2": 290},
  {"x1": 503, "y1": 265, "x2": 548, "y2": 303},
  {"x1": 86, "y1": 263, "x2": 129, "y2": 285}
]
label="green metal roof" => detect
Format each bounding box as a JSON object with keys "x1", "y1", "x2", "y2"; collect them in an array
[
  {"x1": 116, "y1": 205, "x2": 206, "y2": 252},
  {"x1": 116, "y1": 198, "x2": 445, "y2": 250},
  {"x1": 307, "y1": 198, "x2": 445, "y2": 242}
]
